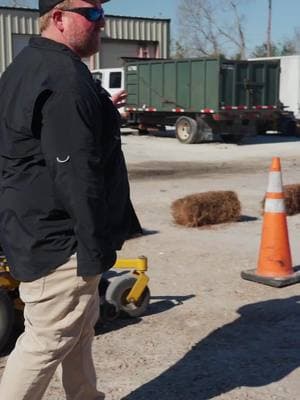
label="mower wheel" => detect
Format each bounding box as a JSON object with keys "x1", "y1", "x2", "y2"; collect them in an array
[{"x1": 106, "y1": 275, "x2": 150, "y2": 318}]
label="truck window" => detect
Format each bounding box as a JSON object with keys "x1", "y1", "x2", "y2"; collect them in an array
[
  {"x1": 109, "y1": 72, "x2": 122, "y2": 89},
  {"x1": 92, "y1": 72, "x2": 102, "y2": 82}
]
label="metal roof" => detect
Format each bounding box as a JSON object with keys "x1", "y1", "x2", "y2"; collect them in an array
[{"x1": 0, "y1": 6, "x2": 170, "y2": 74}]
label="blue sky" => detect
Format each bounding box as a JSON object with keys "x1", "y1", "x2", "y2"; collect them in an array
[
  {"x1": 1, "y1": 0, "x2": 300, "y2": 53},
  {"x1": 103, "y1": 0, "x2": 300, "y2": 51}
]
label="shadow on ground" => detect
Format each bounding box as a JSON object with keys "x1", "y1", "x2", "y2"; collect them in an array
[
  {"x1": 95, "y1": 295, "x2": 195, "y2": 335},
  {"x1": 1, "y1": 293, "x2": 194, "y2": 355},
  {"x1": 0, "y1": 314, "x2": 24, "y2": 357},
  {"x1": 239, "y1": 215, "x2": 258, "y2": 222},
  {"x1": 133, "y1": 129, "x2": 300, "y2": 145},
  {"x1": 143, "y1": 295, "x2": 195, "y2": 317},
  {"x1": 123, "y1": 296, "x2": 300, "y2": 400},
  {"x1": 151, "y1": 130, "x2": 176, "y2": 139},
  {"x1": 242, "y1": 133, "x2": 300, "y2": 146}
]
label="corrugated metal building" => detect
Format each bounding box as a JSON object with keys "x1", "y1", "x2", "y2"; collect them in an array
[{"x1": 0, "y1": 6, "x2": 170, "y2": 75}]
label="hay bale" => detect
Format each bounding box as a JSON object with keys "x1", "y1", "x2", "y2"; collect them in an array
[
  {"x1": 261, "y1": 184, "x2": 300, "y2": 216},
  {"x1": 284, "y1": 184, "x2": 300, "y2": 215},
  {"x1": 171, "y1": 191, "x2": 241, "y2": 227}
]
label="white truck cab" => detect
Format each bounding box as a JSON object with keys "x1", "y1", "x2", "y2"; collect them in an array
[
  {"x1": 91, "y1": 67, "x2": 126, "y2": 119},
  {"x1": 91, "y1": 67, "x2": 124, "y2": 97}
]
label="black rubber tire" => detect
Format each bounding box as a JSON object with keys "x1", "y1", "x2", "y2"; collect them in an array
[
  {"x1": 256, "y1": 121, "x2": 269, "y2": 135},
  {"x1": 105, "y1": 275, "x2": 150, "y2": 318},
  {"x1": 100, "y1": 301, "x2": 120, "y2": 322},
  {"x1": 0, "y1": 288, "x2": 14, "y2": 353},
  {"x1": 282, "y1": 120, "x2": 296, "y2": 136},
  {"x1": 175, "y1": 116, "x2": 200, "y2": 144},
  {"x1": 98, "y1": 277, "x2": 120, "y2": 323}
]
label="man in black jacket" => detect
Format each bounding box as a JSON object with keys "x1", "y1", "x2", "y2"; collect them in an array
[{"x1": 0, "y1": 0, "x2": 130, "y2": 398}]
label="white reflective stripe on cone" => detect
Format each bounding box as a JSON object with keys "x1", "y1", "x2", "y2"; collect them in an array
[
  {"x1": 264, "y1": 198, "x2": 285, "y2": 213},
  {"x1": 267, "y1": 171, "x2": 283, "y2": 193}
]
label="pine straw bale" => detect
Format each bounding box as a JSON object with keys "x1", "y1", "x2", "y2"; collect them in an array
[
  {"x1": 261, "y1": 184, "x2": 300, "y2": 216},
  {"x1": 171, "y1": 191, "x2": 241, "y2": 227}
]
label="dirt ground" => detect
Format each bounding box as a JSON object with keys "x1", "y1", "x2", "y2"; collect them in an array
[{"x1": 2, "y1": 132, "x2": 300, "y2": 399}]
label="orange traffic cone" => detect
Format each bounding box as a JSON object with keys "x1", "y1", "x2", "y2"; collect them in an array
[{"x1": 241, "y1": 157, "x2": 300, "y2": 287}]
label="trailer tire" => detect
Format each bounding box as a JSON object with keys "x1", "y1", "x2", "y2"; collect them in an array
[
  {"x1": 175, "y1": 117, "x2": 201, "y2": 144},
  {"x1": 256, "y1": 121, "x2": 268, "y2": 135},
  {"x1": 281, "y1": 119, "x2": 296, "y2": 136}
]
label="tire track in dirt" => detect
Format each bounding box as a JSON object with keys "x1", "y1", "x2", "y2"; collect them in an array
[{"x1": 127, "y1": 160, "x2": 275, "y2": 180}]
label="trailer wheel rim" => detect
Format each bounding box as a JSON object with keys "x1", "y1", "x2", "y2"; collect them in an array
[{"x1": 176, "y1": 120, "x2": 191, "y2": 141}]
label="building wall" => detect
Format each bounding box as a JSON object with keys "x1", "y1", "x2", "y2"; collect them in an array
[{"x1": 0, "y1": 6, "x2": 170, "y2": 75}]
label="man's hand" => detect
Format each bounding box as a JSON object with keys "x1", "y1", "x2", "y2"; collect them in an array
[{"x1": 111, "y1": 90, "x2": 127, "y2": 108}]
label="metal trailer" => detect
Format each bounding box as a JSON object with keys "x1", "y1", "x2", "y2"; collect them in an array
[
  {"x1": 124, "y1": 57, "x2": 285, "y2": 143},
  {"x1": 249, "y1": 55, "x2": 300, "y2": 132}
]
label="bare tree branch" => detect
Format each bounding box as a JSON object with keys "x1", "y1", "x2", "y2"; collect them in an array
[{"x1": 177, "y1": 0, "x2": 248, "y2": 58}]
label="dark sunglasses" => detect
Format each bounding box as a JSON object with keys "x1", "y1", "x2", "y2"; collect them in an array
[{"x1": 61, "y1": 7, "x2": 105, "y2": 22}]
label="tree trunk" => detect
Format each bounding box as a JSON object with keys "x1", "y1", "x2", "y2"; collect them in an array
[{"x1": 267, "y1": 0, "x2": 272, "y2": 56}]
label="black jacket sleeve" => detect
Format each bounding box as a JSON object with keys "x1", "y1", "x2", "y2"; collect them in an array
[{"x1": 40, "y1": 90, "x2": 116, "y2": 274}]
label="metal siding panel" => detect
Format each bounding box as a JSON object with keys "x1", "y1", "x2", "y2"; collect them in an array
[
  {"x1": 220, "y1": 63, "x2": 234, "y2": 106},
  {"x1": 11, "y1": 14, "x2": 17, "y2": 33},
  {"x1": 163, "y1": 62, "x2": 176, "y2": 111},
  {"x1": 205, "y1": 59, "x2": 219, "y2": 110},
  {"x1": 134, "y1": 20, "x2": 138, "y2": 39},
  {"x1": 18, "y1": 15, "x2": 23, "y2": 33},
  {"x1": 4, "y1": 13, "x2": 12, "y2": 68},
  {"x1": 266, "y1": 63, "x2": 279, "y2": 105},
  {"x1": 235, "y1": 63, "x2": 248, "y2": 105},
  {"x1": 145, "y1": 21, "x2": 148, "y2": 41},
  {"x1": 177, "y1": 61, "x2": 190, "y2": 109},
  {"x1": 191, "y1": 60, "x2": 206, "y2": 110},
  {"x1": 126, "y1": 64, "x2": 138, "y2": 106},
  {"x1": 129, "y1": 20, "x2": 134, "y2": 39},
  {"x1": 112, "y1": 19, "x2": 116, "y2": 37},
  {"x1": 150, "y1": 63, "x2": 163, "y2": 108},
  {"x1": 251, "y1": 63, "x2": 264, "y2": 105},
  {"x1": 165, "y1": 23, "x2": 169, "y2": 57},
  {"x1": 20, "y1": 15, "x2": 25, "y2": 33},
  {"x1": 0, "y1": 14, "x2": 5, "y2": 74},
  {"x1": 152, "y1": 22, "x2": 157, "y2": 43},
  {"x1": 139, "y1": 64, "x2": 151, "y2": 107},
  {"x1": 25, "y1": 16, "x2": 30, "y2": 34},
  {"x1": 123, "y1": 20, "x2": 128, "y2": 40},
  {"x1": 105, "y1": 18, "x2": 111, "y2": 37},
  {"x1": 34, "y1": 17, "x2": 40, "y2": 34}
]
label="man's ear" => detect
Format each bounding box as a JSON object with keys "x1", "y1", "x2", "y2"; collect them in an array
[{"x1": 52, "y1": 9, "x2": 64, "y2": 32}]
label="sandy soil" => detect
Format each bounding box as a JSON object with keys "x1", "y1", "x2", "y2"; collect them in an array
[{"x1": 2, "y1": 132, "x2": 300, "y2": 399}]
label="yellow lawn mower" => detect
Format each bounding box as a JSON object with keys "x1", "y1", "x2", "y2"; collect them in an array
[{"x1": 0, "y1": 254, "x2": 150, "y2": 353}]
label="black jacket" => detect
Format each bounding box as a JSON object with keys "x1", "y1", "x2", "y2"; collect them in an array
[{"x1": 0, "y1": 37, "x2": 130, "y2": 281}]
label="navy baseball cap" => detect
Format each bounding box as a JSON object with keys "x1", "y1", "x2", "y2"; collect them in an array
[{"x1": 39, "y1": 0, "x2": 110, "y2": 16}]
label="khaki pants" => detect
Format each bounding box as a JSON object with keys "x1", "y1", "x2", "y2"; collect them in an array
[{"x1": 0, "y1": 256, "x2": 104, "y2": 400}]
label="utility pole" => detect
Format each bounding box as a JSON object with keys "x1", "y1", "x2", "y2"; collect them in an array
[{"x1": 267, "y1": 0, "x2": 272, "y2": 56}]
